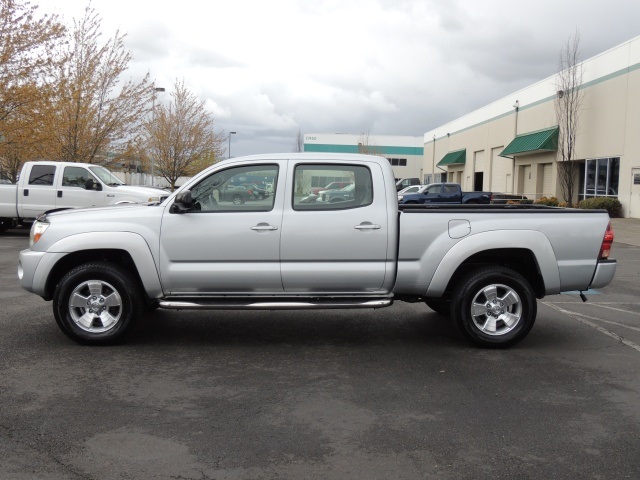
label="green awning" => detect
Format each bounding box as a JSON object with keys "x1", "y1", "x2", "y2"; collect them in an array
[
  {"x1": 500, "y1": 127, "x2": 559, "y2": 157},
  {"x1": 437, "y1": 149, "x2": 466, "y2": 167}
]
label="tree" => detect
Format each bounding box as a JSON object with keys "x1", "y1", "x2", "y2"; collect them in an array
[
  {"x1": 554, "y1": 31, "x2": 584, "y2": 206},
  {"x1": 0, "y1": 0, "x2": 65, "y2": 177},
  {"x1": 35, "y1": 5, "x2": 151, "y2": 164},
  {"x1": 143, "y1": 79, "x2": 226, "y2": 191},
  {"x1": 357, "y1": 131, "x2": 382, "y2": 156},
  {"x1": 292, "y1": 128, "x2": 304, "y2": 152}
]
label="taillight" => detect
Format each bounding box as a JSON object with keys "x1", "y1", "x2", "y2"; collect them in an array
[{"x1": 598, "y1": 222, "x2": 614, "y2": 260}]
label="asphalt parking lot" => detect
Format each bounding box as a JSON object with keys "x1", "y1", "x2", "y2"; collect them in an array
[{"x1": 1, "y1": 222, "x2": 640, "y2": 479}]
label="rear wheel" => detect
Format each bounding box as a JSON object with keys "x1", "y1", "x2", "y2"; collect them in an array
[
  {"x1": 53, "y1": 262, "x2": 144, "y2": 345},
  {"x1": 451, "y1": 266, "x2": 536, "y2": 348}
]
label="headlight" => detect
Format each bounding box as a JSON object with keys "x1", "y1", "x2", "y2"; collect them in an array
[
  {"x1": 148, "y1": 196, "x2": 160, "y2": 202},
  {"x1": 398, "y1": 195, "x2": 404, "y2": 201},
  {"x1": 30, "y1": 221, "x2": 50, "y2": 246}
]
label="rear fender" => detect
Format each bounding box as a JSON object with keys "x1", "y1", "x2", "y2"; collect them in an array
[{"x1": 426, "y1": 230, "x2": 560, "y2": 296}]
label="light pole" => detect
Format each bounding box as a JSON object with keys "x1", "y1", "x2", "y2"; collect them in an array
[
  {"x1": 151, "y1": 87, "x2": 165, "y2": 186},
  {"x1": 228, "y1": 131, "x2": 237, "y2": 159}
]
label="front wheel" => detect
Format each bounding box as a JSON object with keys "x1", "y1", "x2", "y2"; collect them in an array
[
  {"x1": 53, "y1": 262, "x2": 144, "y2": 345},
  {"x1": 232, "y1": 195, "x2": 244, "y2": 205},
  {"x1": 451, "y1": 266, "x2": 536, "y2": 348}
]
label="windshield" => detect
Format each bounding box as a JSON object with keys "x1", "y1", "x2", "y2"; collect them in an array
[{"x1": 89, "y1": 166, "x2": 124, "y2": 185}]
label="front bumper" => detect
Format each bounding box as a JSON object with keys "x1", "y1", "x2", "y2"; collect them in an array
[
  {"x1": 18, "y1": 249, "x2": 46, "y2": 294},
  {"x1": 589, "y1": 259, "x2": 617, "y2": 289},
  {"x1": 18, "y1": 249, "x2": 67, "y2": 298}
]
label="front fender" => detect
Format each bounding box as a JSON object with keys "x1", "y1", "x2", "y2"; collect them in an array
[
  {"x1": 426, "y1": 230, "x2": 561, "y2": 296},
  {"x1": 32, "y1": 231, "x2": 163, "y2": 298}
]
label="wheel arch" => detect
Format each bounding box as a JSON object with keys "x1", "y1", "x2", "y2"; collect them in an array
[
  {"x1": 37, "y1": 232, "x2": 162, "y2": 301},
  {"x1": 426, "y1": 230, "x2": 560, "y2": 299}
]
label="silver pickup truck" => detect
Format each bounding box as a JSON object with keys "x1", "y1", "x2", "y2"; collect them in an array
[{"x1": 18, "y1": 153, "x2": 617, "y2": 348}]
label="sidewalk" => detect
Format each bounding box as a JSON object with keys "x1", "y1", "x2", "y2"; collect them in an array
[{"x1": 610, "y1": 218, "x2": 640, "y2": 247}]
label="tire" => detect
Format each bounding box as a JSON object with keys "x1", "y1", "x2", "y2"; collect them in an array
[
  {"x1": 451, "y1": 266, "x2": 536, "y2": 348},
  {"x1": 425, "y1": 299, "x2": 451, "y2": 316},
  {"x1": 0, "y1": 218, "x2": 14, "y2": 233},
  {"x1": 232, "y1": 195, "x2": 244, "y2": 205},
  {"x1": 52, "y1": 262, "x2": 144, "y2": 345}
]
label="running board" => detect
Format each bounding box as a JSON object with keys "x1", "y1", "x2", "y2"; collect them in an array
[{"x1": 159, "y1": 297, "x2": 393, "y2": 310}]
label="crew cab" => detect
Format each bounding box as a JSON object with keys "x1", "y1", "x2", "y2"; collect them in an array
[
  {"x1": 18, "y1": 153, "x2": 617, "y2": 348},
  {"x1": 0, "y1": 161, "x2": 168, "y2": 232},
  {"x1": 398, "y1": 182, "x2": 491, "y2": 205}
]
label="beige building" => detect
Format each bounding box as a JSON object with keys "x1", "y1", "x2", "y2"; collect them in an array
[{"x1": 423, "y1": 35, "x2": 640, "y2": 218}]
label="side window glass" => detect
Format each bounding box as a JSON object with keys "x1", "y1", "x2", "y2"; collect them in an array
[
  {"x1": 189, "y1": 164, "x2": 278, "y2": 212},
  {"x1": 293, "y1": 164, "x2": 373, "y2": 211},
  {"x1": 62, "y1": 166, "x2": 93, "y2": 189},
  {"x1": 426, "y1": 185, "x2": 442, "y2": 195},
  {"x1": 28, "y1": 165, "x2": 56, "y2": 186}
]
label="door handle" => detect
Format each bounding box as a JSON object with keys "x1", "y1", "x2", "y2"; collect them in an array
[
  {"x1": 354, "y1": 223, "x2": 381, "y2": 230},
  {"x1": 251, "y1": 223, "x2": 278, "y2": 231}
]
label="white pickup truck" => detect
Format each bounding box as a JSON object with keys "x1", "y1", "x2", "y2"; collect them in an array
[
  {"x1": 0, "y1": 161, "x2": 168, "y2": 232},
  {"x1": 18, "y1": 153, "x2": 617, "y2": 348}
]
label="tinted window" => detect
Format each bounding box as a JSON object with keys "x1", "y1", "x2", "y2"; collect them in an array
[
  {"x1": 188, "y1": 164, "x2": 278, "y2": 212},
  {"x1": 293, "y1": 164, "x2": 373, "y2": 211},
  {"x1": 28, "y1": 165, "x2": 56, "y2": 186},
  {"x1": 62, "y1": 166, "x2": 94, "y2": 189}
]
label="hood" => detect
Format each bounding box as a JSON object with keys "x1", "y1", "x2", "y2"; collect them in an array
[{"x1": 110, "y1": 185, "x2": 169, "y2": 201}]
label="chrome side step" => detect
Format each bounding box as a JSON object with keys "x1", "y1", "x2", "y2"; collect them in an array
[{"x1": 159, "y1": 297, "x2": 393, "y2": 310}]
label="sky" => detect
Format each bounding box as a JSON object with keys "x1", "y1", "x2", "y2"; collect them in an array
[{"x1": 41, "y1": 0, "x2": 640, "y2": 158}]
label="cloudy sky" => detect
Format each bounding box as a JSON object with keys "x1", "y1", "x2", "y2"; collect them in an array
[{"x1": 42, "y1": 0, "x2": 640, "y2": 157}]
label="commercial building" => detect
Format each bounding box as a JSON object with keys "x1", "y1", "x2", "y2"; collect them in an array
[
  {"x1": 423, "y1": 35, "x2": 640, "y2": 217},
  {"x1": 303, "y1": 133, "x2": 424, "y2": 181},
  {"x1": 303, "y1": 36, "x2": 640, "y2": 217}
]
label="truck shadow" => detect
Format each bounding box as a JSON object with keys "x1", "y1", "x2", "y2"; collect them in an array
[{"x1": 129, "y1": 308, "x2": 465, "y2": 348}]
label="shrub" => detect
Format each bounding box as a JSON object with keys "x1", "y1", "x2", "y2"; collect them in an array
[
  {"x1": 520, "y1": 199, "x2": 534, "y2": 204},
  {"x1": 535, "y1": 196, "x2": 559, "y2": 206},
  {"x1": 578, "y1": 197, "x2": 622, "y2": 217}
]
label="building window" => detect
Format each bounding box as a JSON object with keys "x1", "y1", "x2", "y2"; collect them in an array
[
  {"x1": 579, "y1": 157, "x2": 620, "y2": 200},
  {"x1": 387, "y1": 158, "x2": 407, "y2": 166}
]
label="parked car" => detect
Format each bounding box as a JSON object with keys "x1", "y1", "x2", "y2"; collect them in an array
[
  {"x1": 219, "y1": 185, "x2": 251, "y2": 205},
  {"x1": 319, "y1": 184, "x2": 355, "y2": 203},
  {"x1": 311, "y1": 181, "x2": 352, "y2": 195},
  {"x1": 243, "y1": 183, "x2": 270, "y2": 200},
  {"x1": 0, "y1": 161, "x2": 169, "y2": 233},
  {"x1": 395, "y1": 177, "x2": 420, "y2": 191},
  {"x1": 398, "y1": 183, "x2": 491, "y2": 205},
  {"x1": 397, "y1": 185, "x2": 424, "y2": 196}
]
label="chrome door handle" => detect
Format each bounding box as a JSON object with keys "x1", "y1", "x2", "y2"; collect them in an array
[
  {"x1": 251, "y1": 224, "x2": 278, "y2": 231},
  {"x1": 354, "y1": 223, "x2": 381, "y2": 230}
]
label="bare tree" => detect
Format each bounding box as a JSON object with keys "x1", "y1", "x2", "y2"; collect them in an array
[
  {"x1": 35, "y1": 5, "x2": 152, "y2": 164},
  {"x1": 143, "y1": 79, "x2": 226, "y2": 191},
  {"x1": 357, "y1": 131, "x2": 382, "y2": 156},
  {"x1": 555, "y1": 31, "x2": 584, "y2": 206},
  {"x1": 292, "y1": 128, "x2": 304, "y2": 152}
]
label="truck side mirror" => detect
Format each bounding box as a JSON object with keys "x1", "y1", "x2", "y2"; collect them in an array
[
  {"x1": 170, "y1": 190, "x2": 193, "y2": 213},
  {"x1": 85, "y1": 179, "x2": 102, "y2": 191}
]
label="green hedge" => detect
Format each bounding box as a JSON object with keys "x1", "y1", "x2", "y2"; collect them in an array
[{"x1": 578, "y1": 197, "x2": 622, "y2": 217}]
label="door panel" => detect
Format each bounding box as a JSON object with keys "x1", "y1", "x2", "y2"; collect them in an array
[
  {"x1": 20, "y1": 164, "x2": 57, "y2": 219},
  {"x1": 56, "y1": 166, "x2": 105, "y2": 209},
  {"x1": 159, "y1": 163, "x2": 284, "y2": 294},
  {"x1": 281, "y1": 162, "x2": 388, "y2": 293}
]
